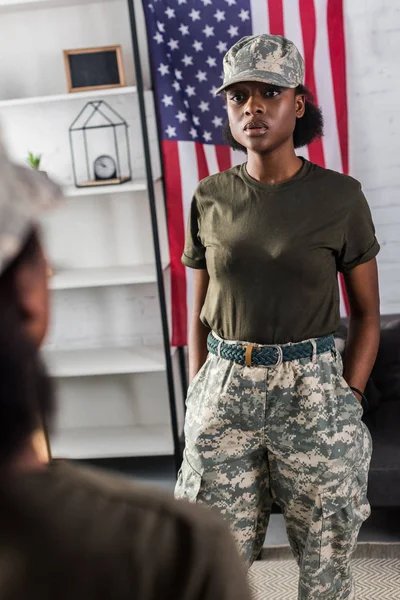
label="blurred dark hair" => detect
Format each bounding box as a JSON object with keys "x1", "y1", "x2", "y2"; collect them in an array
[
  {"x1": 0, "y1": 229, "x2": 42, "y2": 313},
  {"x1": 0, "y1": 229, "x2": 54, "y2": 466},
  {"x1": 222, "y1": 84, "x2": 324, "y2": 152},
  {"x1": 0, "y1": 317, "x2": 54, "y2": 467}
]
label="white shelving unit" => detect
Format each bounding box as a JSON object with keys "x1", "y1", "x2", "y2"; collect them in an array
[
  {"x1": 0, "y1": 86, "x2": 138, "y2": 109},
  {"x1": 64, "y1": 178, "x2": 150, "y2": 197},
  {"x1": 1, "y1": 0, "x2": 182, "y2": 461},
  {"x1": 49, "y1": 263, "x2": 169, "y2": 290},
  {"x1": 0, "y1": 0, "x2": 112, "y2": 11},
  {"x1": 51, "y1": 425, "x2": 174, "y2": 459},
  {"x1": 43, "y1": 345, "x2": 176, "y2": 378}
]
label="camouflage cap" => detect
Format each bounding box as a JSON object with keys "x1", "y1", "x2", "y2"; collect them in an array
[
  {"x1": 215, "y1": 34, "x2": 304, "y2": 95},
  {"x1": 0, "y1": 133, "x2": 63, "y2": 276}
]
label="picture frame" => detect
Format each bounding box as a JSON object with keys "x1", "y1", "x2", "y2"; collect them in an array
[{"x1": 63, "y1": 45, "x2": 126, "y2": 93}]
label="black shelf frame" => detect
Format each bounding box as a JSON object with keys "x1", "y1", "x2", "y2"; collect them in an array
[{"x1": 127, "y1": 0, "x2": 184, "y2": 472}]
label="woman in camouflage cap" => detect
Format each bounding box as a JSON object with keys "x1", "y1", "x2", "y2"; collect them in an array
[
  {"x1": 176, "y1": 34, "x2": 380, "y2": 600},
  {"x1": 0, "y1": 135, "x2": 62, "y2": 462}
]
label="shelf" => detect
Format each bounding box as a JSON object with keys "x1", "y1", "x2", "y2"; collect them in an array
[
  {"x1": 0, "y1": 0, "x2": 115, "y2": 13},
  {"x1": 0, "y1": 85, "x2": 138, "y2": 109},
  {"x1": 50, "y1": 424, "x2": 174, "y2": 459},
  {"x1": 43, "y1": 345, "x2": 175, "y2": 378},
  {"x1": 63, "y1": 179, "x2": 151, "y2": 197},
  {"x1": 50, "y1": 263, "x2": 168, "y2": 290}
]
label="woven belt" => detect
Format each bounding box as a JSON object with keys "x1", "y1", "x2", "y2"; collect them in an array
[{"x1": 207, "y1": 333, "x2": 334, "y2": 367}]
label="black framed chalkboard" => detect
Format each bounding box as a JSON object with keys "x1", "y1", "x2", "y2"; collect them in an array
[{"x1": 63, "y1": 45, "x2": 126, "y2": 93}]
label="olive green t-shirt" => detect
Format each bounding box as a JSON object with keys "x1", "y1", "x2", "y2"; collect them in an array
[{"x1": 182, "y1": 160, "x2": 379, "y2": 345}]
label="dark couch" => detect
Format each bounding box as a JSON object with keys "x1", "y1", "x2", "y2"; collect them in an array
[{"x1": 360, "y1": 315, "x2": 400, "y2": 508}]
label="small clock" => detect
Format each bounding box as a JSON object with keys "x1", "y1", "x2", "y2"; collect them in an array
[{"x1": 94, "y1": 155, "x2": 117, "y2": 181}]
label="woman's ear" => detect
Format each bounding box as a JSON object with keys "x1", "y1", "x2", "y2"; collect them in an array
[{"x1": 296, "y1": 93, "x2": 306, "y2": 119}]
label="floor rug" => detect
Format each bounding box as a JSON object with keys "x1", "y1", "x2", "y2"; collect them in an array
[{"x1": 249, "y1": 543, "x2": 400, "y2": 599}]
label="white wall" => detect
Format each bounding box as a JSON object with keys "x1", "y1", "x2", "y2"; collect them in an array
[{"x1": 345, "y1": 0, "x2": 400, "y2": 314}]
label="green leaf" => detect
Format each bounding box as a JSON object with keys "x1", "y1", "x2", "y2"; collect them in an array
[{"x1": 26, "y1": 152, "x2": 42, "y2": 170}]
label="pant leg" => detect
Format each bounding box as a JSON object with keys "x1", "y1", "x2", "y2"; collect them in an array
[
  {"x1": 265, "y1": 347, "x2": 372, "y2": 600},
  {"x1": 175, "y1": 354, "x2": 273, "y2": 565}
]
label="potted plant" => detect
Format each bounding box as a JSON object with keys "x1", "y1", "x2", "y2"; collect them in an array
[{"x1": 26, "y1": 152, "x2": 42, "y2": 170}]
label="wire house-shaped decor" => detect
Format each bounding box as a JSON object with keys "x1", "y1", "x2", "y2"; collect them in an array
[{"x1": 69, "y1": 100, "x2": 132, "y2": 188}]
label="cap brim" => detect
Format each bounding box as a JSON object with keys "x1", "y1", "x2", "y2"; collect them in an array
[{"x1": 215, "y1": 71, "x2": 300, "y2": 96}]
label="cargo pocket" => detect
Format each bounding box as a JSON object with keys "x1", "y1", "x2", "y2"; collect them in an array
[
  {"x1": 340, "y1": 376, "x2": 364, "y2": 416},
  {"x1": 185, "y1": 355, "x2": 210, "y2": 407},
  {"x1": 319, "y1": 467, "x2": 370, "y2": 573},
  {"x1": 175, "y1": 451, "x2": 202, "y2": 503}
]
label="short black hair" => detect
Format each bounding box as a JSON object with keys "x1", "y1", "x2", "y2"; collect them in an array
[
  {"x1": 222, "y1": 84, "x2": 324, "y2": 153},
  {"x1": 0, "y1": 228, "x2": 42, "y2": 308}
]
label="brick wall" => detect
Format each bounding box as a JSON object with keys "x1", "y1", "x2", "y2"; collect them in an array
[{"x1": 345, "y1": 0, "x2": 400, "y2": 314}]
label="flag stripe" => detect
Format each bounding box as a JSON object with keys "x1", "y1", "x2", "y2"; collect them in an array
[
  {"x1": 339, "y1": 273, "x2": 350, "y2": 315},
  {"x1": 282, "y1": 0, "x2": 309, "y2": 162},
  {"x1": 162, "y1": 140, "x2": 187, "y2": 347},
  {"x1": 326, "y1": 0, "x2": 350, "y2": 311},
  {"x1": 231, "y1": 148, "x2": 246, "y2": 167},
  {"x1": 216, "y1": 145, "x2": 232, "y2": 173},
  {"x1": 204, "y1": 144, "x2": 220, "y2": 176},
  {"x1": 282, "y1": 0, "x2": 305, "y2": 61},
  {"x1": 327, "y1": 0, "x2": 349, "y2": 174},
  {"x1": 299, "y1": 0, "x2": 326, "y2": 167},
  {"x1": 267, "y1": 0, "x2": 284, "y2": 35},
  {"x1": 195, "y1": 142, "x2": 210, "y2": 181},
  {"x1": 314, "y1": 0, "x2": 343, "y2": 173},
  {"x1": 178, "y1": 141, "x2": 203, "y2": 343},
  {"x1": 178, "y1": 142, "x2": 198, "y2": 226},
  {"x1": 250, "y1": 0, "x2": 270, "y2": 35}
]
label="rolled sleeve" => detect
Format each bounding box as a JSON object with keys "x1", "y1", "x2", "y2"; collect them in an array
[
  {"x1": 181, "y1": 252, "x2": 207, "y2": 269},
  {"x1": 181, "y1": 193, "x2": 207, "y2": 270},
  {"x1": 337, "y1": 186, "x2": 380, "y2": 273}
]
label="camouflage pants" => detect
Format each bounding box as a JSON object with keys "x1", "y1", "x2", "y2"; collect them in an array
[{"x1": 175, "y1": 339, "x2": 372, "y2": 600}]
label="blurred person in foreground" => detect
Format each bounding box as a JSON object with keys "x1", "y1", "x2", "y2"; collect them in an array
[{"x1": 0, "y1": 136, "x2": 251, "y2": 600}]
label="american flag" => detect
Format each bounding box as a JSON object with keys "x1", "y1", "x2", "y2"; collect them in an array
[{"x1": 142, "y1": 0, "x2": 349, "y2": 347}]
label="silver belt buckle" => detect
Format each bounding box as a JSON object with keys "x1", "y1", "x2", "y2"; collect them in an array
[
  {"x1": 245, "y1": 344, "x2": 283, "y2": 367},
  {"x1": 267, "y1": 345, "x2": 283, "y2": 368}
]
